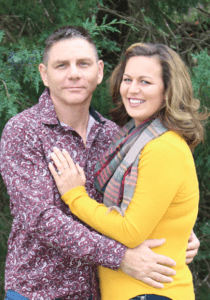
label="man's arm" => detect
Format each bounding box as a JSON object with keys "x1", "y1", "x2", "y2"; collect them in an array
[{"x1": 0, "y1": 119, "x2": 125, "y2": 270}]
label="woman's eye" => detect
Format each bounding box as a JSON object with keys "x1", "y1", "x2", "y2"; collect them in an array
[
  {"x1": 123, "y1": 78, "x2": 132, "y2": 82},
  {"x1": 141, "y1": 80, "x2": 150, "y2": 84}
]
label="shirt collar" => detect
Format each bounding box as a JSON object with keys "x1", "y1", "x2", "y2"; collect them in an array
[
  {"x1": 89, "y1": 106, "x2": 106, "y2": 125},
  {"x1": 39, "y1": 88, "x2": 59, "y2": 125}
]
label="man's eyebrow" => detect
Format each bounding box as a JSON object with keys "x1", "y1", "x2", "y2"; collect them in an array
[
  {"x1": 52, "y1": 58, "x2": 94, "y2": 65},
  {"x1": 77, "y1": 57, "x2": 94, "y2": 62},
  {"x1": 53, "y1": 60, "x2": 69, "y2": 66}
]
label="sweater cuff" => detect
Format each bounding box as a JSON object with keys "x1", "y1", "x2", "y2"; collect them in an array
[{"x1": 61, "y1": 186, "x2": 87, "y2": 206}]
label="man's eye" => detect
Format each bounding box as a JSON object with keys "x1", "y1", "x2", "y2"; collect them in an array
[
  {"x1": 80, "y1": 62, "x2": 89, "y2": 66},
  {"x1": 57, "y1": 64, "x2": 65, "y2": 68}
]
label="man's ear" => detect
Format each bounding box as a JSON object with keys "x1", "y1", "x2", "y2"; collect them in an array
[
  {"x1": 39, "y1": 63, "x2": 49, "y2": 87},
  {"x1": 97, "y1": 60, "x2": 104, "y2": 85}
]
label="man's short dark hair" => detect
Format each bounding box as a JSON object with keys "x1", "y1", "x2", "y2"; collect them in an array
[{"x1": 43, "y1": 25, "x2": 98, "y2": 65}]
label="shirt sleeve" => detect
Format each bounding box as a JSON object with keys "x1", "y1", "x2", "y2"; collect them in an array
[
  {"x1": 0, "y1": 118, "x2": 126, "y2": 269},
  {"x1": 62, "y1": 136, "x2": 188, "y2": 248}
]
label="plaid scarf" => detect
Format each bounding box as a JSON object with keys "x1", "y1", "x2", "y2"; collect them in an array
[{"x1": 95, "y1": 117, "x2": 168, "y2": 216}]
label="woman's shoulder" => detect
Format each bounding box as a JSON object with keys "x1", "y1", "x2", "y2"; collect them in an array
[{"x1": 142, "y1": 130, "x2": 193, "y2": 163}]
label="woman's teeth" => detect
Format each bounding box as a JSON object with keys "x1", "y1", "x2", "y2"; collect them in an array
[{"x1": 129, "y1": 99, "x2": 144, "y2": 104}]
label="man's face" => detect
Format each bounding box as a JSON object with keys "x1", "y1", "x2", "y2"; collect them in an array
[{"x1": 39, "y1": 38, "x2": 104, "y2": 109}]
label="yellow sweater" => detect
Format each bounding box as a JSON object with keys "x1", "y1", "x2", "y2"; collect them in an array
[{"x1": 62, "y1": 131, "x2": 199, "y2": 300}]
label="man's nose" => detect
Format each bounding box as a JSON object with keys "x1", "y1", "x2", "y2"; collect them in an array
[{"x1": 67, "y1": 64, "x2": 81, "y2": 79}]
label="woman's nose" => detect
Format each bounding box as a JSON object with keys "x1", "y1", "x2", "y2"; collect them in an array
[{"x1": 128, "y1": 81, "x2": 140, "y2": 94}]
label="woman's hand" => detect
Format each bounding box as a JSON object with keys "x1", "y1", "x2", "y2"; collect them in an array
[{"x1": 49, "y1": 147, "x2": 86, "y2": 196}]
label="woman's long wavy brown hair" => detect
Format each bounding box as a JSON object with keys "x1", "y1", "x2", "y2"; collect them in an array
[{"x1": 109, "y1": 43, "x2": 209, "y2": 147}]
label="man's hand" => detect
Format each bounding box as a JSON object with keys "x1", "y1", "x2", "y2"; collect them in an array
[
  {"x1": 120, "y1": 239, "x2": 176, "y2": 288},
  {"x1": 186, "y1": 230, "x2": 200, "y2": 264}
]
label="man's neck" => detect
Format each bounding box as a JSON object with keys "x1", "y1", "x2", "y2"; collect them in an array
[{"x1": 54, "y1": 103, "x2": 90, "y2": 145}]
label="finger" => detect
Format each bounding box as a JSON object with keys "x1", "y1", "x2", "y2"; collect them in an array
[
  {"x1": 186, "y1": 249, "x2": 198, "y2": 259},
  {"x1": 187, "y1": 241, "x2": 199, "y2": 251},
  {"x1": 185, "y1": 257, "x2": 193, "y2": 264},
  {"x1": 155, "y1": 253, "x2": 176, "y2": 267},
  {"x1": 140, "y1": 277, "x2": 164, "y2": 289},
  {"x1": 53, "y1": 147, "x2": 69, "y2": 169},
  {"x1": 147, "y1": 271, "x2": 174, "y2": 283},
  {"x1": 136, "y1": 239, "x2": 176, "y2": 267},
  {"x1": 150, "y1": 264, "x2": 176, "y2": 276},
  {"x1": 187, "y1": 235, "x2": 200, "y2": 251},
  {"x1": 49, "y1": 162, "x2": 60, "y2": 183},
  {"x1": 76, "y1": 164, "x2": 86, "y2": 181},
  {"x1": 188, "y1": 231, "x2": 193, "y2": 242},
  {"x1": 142, "y1": 238, "x2": 166, "y2": 248},
  {"x1": 51, "y1": 152, "x2": 64, "y2": 172},
  {"x1": 62, "y1": 149, "x2": 78, "y2": 172},
  {"x1": 187, "y1": 243, "x2": 195, "y2": 251}
]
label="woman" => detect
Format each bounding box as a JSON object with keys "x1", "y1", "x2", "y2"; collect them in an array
[{"x1": 49, "y1": 43, "x2": 208, "y2": 300}]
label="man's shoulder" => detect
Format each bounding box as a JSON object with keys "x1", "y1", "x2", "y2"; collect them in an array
[
  {"x1": 2, "y1": 103, "x2": 40, "y2": 138},
  {"x1": 93, "y1": 109, "x2": 120, "y2": 134},
  {"x1": 103, "y1": 117, "x2": 120, "y2": 133}
]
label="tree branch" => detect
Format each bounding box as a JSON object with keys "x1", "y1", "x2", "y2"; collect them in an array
[
  {"x1": 196, "y1": 7, "x2": 210, "y2": 17},
  {"x1": 1, "y1": 79, "x2": 10, "y2": 100},
  {"x1": 161, "y1": 11, "x2": 203, "y2": 52},
  {"x1": 0, "y1": 25, "x2": 16, "y2": 43}
]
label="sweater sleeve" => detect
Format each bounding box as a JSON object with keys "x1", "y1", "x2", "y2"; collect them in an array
[{"x1": 62, "y1": 136, "x2": 188, "y2": 248}]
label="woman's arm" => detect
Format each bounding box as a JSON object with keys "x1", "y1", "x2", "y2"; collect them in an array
[{"x1": 50, "y1": 138, "x2": 188, "y2": 248}]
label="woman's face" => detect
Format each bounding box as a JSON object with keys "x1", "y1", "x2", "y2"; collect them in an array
[{"x1": 120, "y1": 55, "x2": 165, "y2": 127}]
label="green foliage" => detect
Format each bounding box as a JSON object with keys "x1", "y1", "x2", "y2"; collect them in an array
[
  {"x1": 0, "y1": 1, "x2": 210, "y2": 299},
  {"x1": 55, "y1": 0, "x2": 101, "y2": 25},
  {"x1": 191, "y1": 49, "x2": 210, "y2": 100},
  {"x1": 191, "y1": 219, "x2": 210, "y2": 299},
  {"x1": 190, "y1": 49, "x2": 210, "y2": 298},
  {"x1": 191, "y1": 50, "x2": 210, "y2": 216},
  {"x1": 0, "y1": 175, "x2": 11, "y2": 298},
  {"x1": 0, "y1": 32, "x2": 43, "y2": 119},
  {"x1": 157, "y1": 0, "x2": 209, "y2": 20},
  {"x1": 83, "y1": 15, "x2": 132, "y2": 56}
]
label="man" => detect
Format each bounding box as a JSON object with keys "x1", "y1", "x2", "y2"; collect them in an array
[{"x1": 0, "y1": 26, "x2": 199, "y2": 300}]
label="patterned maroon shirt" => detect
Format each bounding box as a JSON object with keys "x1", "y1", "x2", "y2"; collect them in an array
[{"x1": 0, "y1": 89, "x2": 126, "y2": 300}]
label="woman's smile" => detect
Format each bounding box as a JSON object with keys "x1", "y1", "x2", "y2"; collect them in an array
[{"x1": 128, "y1": 98, "x2": 146, "y2": 106}]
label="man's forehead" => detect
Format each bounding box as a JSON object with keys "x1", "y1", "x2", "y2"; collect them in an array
[{"x1": 48, "y1": 38, "x2": 98, "y2": 61}]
